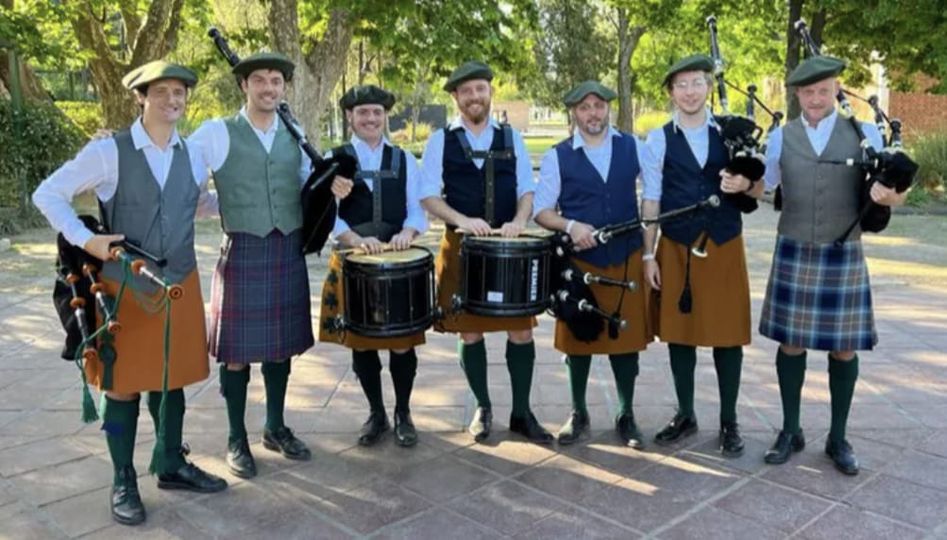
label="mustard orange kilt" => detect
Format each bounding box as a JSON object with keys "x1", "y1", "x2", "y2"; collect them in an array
[
  {"x1": 555, "y1": 251, "x2": 653, "y2": 355},
  {"x1": 86, "y1": 269, "x2": 209, "y2": 393},
  {"x1": 319, "y1": 250, "x2": 426, "y2": 351},
  {"x1": 434, "y1": 229, "x2": 537, "y2": 334},
  {"x1": 652, "y1": 235, "x2": 751, "y2": 347}
]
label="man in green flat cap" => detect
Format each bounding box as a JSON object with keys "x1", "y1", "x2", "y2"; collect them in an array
[
  {"x1": 318, "y1": 84, "x2": 430, "y2": 447},
  {"x1": 642, "y1": 54, "x2": 759, "y2": 457},
  {"x1": 420, "y1": 61, "x2": 553, "y2": 444},
  {"x1": 755, "y1": 56, "x2": 907, "y2": 474},
  {"x1": 189, "y1": 51, "x2": 315, "y2": 479},
  {"x1": 33, "y1": 60, "x2": 227, "y2": 526},
  {"x1": 534, "y1": 81, "x2": 661, "y2": 448}
]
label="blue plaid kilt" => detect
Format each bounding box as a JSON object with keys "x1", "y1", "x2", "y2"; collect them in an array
[
  {"x1": 209, "y1": 229, "x2": 314, "y2": 363},
  {"x1": 760, "y1": 235, "x2": 877, "y2": 351}
]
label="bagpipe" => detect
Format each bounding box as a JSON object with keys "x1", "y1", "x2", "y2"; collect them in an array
[
  {"x1": 548, "y1": 196, "x2": 720, "y2": 342},
  {"x1": 794, "y1": 20, "x2": 917, "y2": 244},
  {"x1": 706, "y1": 15, "x2": 765, "y2": 214},
  {"x1": 208, "y1": 28, "x2": 357, "y2": 255}
]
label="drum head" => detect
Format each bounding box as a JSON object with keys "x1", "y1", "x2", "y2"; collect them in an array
[
  {"x1": 463, "y1": 233, "x2": 551, "y2": 247},
  {"x1": 346, "y1": 247, "x2": 431, "y2": 265}
]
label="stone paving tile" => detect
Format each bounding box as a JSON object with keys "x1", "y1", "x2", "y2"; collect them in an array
[
  {"x1": 390, "y1": 453, "x2": 502, "y2": 502},
  {"x1": 797, "y1": 505, "x2": 925, "y2": 540},
  {"x1": 757, "y1": 445, "x2": 871, "y2": 501},
  {"x1": 657, "y1": 506, "x2": 786, "y2": 540},
  {"x1": 371, "y1": 508, "x2": 503, "y2": 540},
  {"x1": 0, "y1": 435, "x2": 91, "y2": 477},
  {"x1": 883, "y1": 450, "x2": 947, "y2": 492},
  {"x1": 847, "y1": 473, "x2": 947, "y2": 529},
  {"x1": 168, "y1": 482, "x2": 304, "y2": 537},
  {"x1": 515, "y1": 453, "x2": 624, "y2": 501},
  {"x1": 298, "y1": 477, "x2": 432, "y2": 535},
  {"x1": 676, "y1": 432, "x2": 774, "y2": 475},
  {"x1": 452, "y1": 434, "x2": 558, "y2": 477},
  {"x1": 9, "y1": 453, "x2": 114, "y2": 506},
  {"x1": 513, "y1": 506, "x2": 641, "y2": 539},
  {"x1": 0, "y1": 500, "x2": 68, "y2": 539},
  {"x1": 0, "y1": 409, "x2": 84, "y2": 437},
  {"x1": 918, "y1": 429, "x2": 947, "y2": 458},
  {"x1": 447, "y1": 479, "x2": 569, "y2": 537},
  {"x1": 712, "y1": 479, "x2": 832, "y2": 534}
]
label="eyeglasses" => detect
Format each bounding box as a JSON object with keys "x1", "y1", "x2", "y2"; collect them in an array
[{"x1": 672, "y1": 79, "x2": 709, "y2": 91}]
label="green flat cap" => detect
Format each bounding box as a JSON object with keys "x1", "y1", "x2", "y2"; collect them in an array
[
  {"x1": 563, "y1": 81, "x2": 617, "y2": 107},
  {"x1": 122, "y1": 61, "x2": 197, "y2": 91},
  {"x1": 663, "y1": 54, "x2": 714, "y2": 87},
  {"x1": 232, "y1": 52, "x2": 295, "y2": 82},
  {"x1": 787, "y1": 56, "x2": 846, "y2": 87},
  {"x1": 443, "y1": 61, "x2": 493, "y2": 92},
  {"x1": 340, "y1": 85, "x2": 396, "y2": 111}
]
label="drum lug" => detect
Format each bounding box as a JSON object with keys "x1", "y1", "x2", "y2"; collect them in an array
[{"x1": 450, "y1": 294, "x2": 464, "y2": 314}]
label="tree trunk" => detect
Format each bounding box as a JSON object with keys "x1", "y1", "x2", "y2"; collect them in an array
[
  {"x1": 0, "y1": 51, "x2": 52, "y2": 103},
  {"x1": 615, "y1": 8, "x2": 645, "y2": 133},
  {"x1": 269, "y1": 0, "x2": 354, "y2": 151},
  {"x1": 785, "y1": 0, "x2": 804, "y2": 120}
]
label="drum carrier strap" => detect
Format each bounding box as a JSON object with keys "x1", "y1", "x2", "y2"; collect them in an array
[
  {"x1": 341, "y1": 143, "x2": 402, "y2": 230},
  {"x1": 453, "y1": 124, "x2": 514, "y2": 225}
]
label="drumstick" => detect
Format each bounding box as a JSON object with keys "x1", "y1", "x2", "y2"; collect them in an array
[
  {"x1": 455, "y1": 228, "x2": 505, "y2": 236},
  {"x1": 336, "y1": 242, "x2": 419, "y2": 256}
]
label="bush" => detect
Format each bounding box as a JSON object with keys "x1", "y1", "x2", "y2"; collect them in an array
[
  {"x1": 0, "y1": 100, "x2": 85, "y2": 210},
  {"x1": 56, "y1": 100, "x2": 103, "y2": 137},
  {"x1": 390, "y1": 122, "x2": 433, "y2": 146},
  {"x1": 910, "y1": 132, "x2": 947, "y2": 193}
]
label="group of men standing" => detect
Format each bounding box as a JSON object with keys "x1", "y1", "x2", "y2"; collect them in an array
[{"x1": 32, "y1": 46, "x2": 907, "y2": 526}]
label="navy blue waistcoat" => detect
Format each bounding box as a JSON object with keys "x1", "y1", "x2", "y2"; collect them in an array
[
  {"x1": 442, "y1": 126, "x2": 518, "y2": 227},
  {"x1": 337, "y1": 144, "x2": 408, "y2": 239}
]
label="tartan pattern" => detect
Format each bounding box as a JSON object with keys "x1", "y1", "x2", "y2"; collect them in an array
[
  {"x1": 760, "y1": 235, "x2": 877, "y2": 351},
  {"x1": 209, "y1": 229, "x2": 314, "y2": 363}
]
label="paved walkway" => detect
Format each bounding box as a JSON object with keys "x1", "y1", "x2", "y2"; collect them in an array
[{"x1": 1, "y1": 208, "x2": 946, "y2": 539}]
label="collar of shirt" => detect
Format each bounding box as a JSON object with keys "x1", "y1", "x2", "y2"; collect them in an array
[
  {"x1": 239, "y1": 106, "x2": 279, "y2": 137},
  {"x1": 800, "y1": 108, "x2": 838, "y2": 134},
  {"x1": 350, "y1": 134, "x2": 391, "y2": 153},
  {"x1": 130, "y1": 116, "x2": 181, "y2": 151},
  {"x1": 448, "y1": 115, "x2": 500, "y2": 133},
  {"x1": 672, "y1": 107, "x2": 718, "y2": 134},
  {"x1": 572, "y1": 126, "x2": 621, "y2": 150}
]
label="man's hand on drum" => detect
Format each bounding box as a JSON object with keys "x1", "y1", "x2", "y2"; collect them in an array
[
  {"x1": 499, "y1": 219, "x2": 527, "y2": 238},
  {"x1": 358, "y1": 236, "x2": 385, "y2": 254},
  {"x1": 569, "y1": 221, "x2": 597, "y2": 251},
  {"x1": 331, "y1": 176, "x2": 354, "y2": 199},
  {"x1": 457, "y1": 216, "x2": 492, "y2": 236},
  {"x1": 389, "y1": 228, "x2": 416, "y2": 250}
]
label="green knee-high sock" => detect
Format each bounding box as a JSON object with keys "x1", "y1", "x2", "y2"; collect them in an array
[
  {"x1": 608, "y1": 353, "x2": 639, "y2": 416},
  {"x1": 566, "y1": 355, "x2": 592, "y2": 414},
  {"x1": 775, "y1": 348, "x2": 807, "y2": 434},
  {"x1": 147, "y1": 390, "x2": 161, "y2": 431},
  {"x1": 669, "y1": 344, "x2": 697, "y2": 418},
  {"x1": 220, "y1": 365, "x2": 250, "y2": 444},
  {"x1": 352, "y1": 350, "x2": 384, "y2": 412},
  {"x1": 506, "y1": 341, "x2": 536, "y2": 418},
  {"x1": 828, "y1": 354, "x2": 859, "y2": 443},
  {"x1": 148, "y1": 389, "x2": 186, "y2": 474},
  {"x1": 261, "y1": 359, "x2": 291, "y2": 432},
  {"x1": 713, "y1": 347, "x2": 743, "y2": 425},
  {"x1": 459, "y1": 340, "x2": 491, "y2": 408},
  {"x1": 389, "y1": 349, "x2": 418, "y2": 414},
  {"x1": 102, "y1": 395, "x2": 139, "y2": 484}
]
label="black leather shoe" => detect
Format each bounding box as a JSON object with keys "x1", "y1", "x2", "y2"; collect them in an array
[
  {"x1": 825, "y1": 438, "x2": 859, "y2": 476},
  {"x1": 468, "y1": 406, "x2": 492, "y2": 442},
  {"x1": 557, "y1": 410, "x2": 590, "y2": 445},
  {"x1": 653, "y1": 414, "x2": 698, "y2": 446},
  {"x1": 358, "y1": 410, "x2": 390, "y2": 446},
  {"x1": 615, "y1": 413, "x2": 645, "y2": 450},
  {"x1": 393, "y1": 410, "x2": 418, "y2": 447},
  {"x1": 157, "y1": 462, "x2": 228, "y2": 493},
  {"x1": 226, "y1": 437, "x2": 257, "y2": 479},
  {"x1": 263, "y1": 426, "x2": 311, "y2": 461},
  {"x1": 509, "y1": 411, "x2": 554, "y2": 444},
  {"x1": 764, "y1": 430, "x2": 806, "y2": 465},
  {"x1": 719, "y1": 422, "x2": 745, "y2": 458},
  {"x1": 111, "y1": 466, "x2": 145, "y2": 526}
]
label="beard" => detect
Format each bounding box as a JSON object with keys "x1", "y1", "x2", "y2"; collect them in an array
[
  {"x1": 579, "y1": 118, "x2": 606, "y2": 136},
  {"x1": 460, "y1": 99, "x2": 490, "y2": 123}
]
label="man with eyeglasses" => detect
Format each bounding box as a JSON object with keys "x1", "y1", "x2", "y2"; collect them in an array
[{"x1": 643, "y1": 54, "x2": 762, "y2": 457}]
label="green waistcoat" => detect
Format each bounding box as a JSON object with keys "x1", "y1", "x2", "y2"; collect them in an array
[{"x1": 214, "y1": 114, "x2": 303, "y2": 237}]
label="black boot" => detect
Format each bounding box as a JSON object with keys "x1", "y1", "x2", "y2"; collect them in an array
[
  {"x1": 226, "y1": 437, "x2": 257, "y2": 479},
  {"x1": 110, "y1": 465, "x2": 145, "y2": 526},
  {"x1": 358, "y1": 410, "x2": 390, "y2": 446},
  {"x1": 263, "y1": 426, "x2": 311, "y2": 461},
  {"x1": 468, "y1": 406, "x2": 493, "y2": 442},
  {"x1": 764, "y1": 430, "x2": 806, "y2": 465},
  {"x1": 557, "y1": 410, "x2": 590, "y2": 445},
  {"x1": 719, "y1": 422, "x2": 745, "y2": 458},
  {"x1": 615, "y1": 413, "x2": 645, "y2": 450},
  {"x1": 654, "y1": 413, "x2": 698, "y2": 446},
  {"x1": 157, "y1": 459, "x2": 228, "y2": 493},
  {"x1": 509, "y1": 411, "x2": 553, "y2": 444},
  {"x1": 825, "y1": 438, "x2": 859, "y2": 475},
  {"x1": 393, "y1": 410, "x2": 418, "y2": 447}
]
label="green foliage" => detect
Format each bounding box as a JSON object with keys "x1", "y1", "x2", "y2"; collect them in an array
[
  {"x1": 910, "y1": 132, "x2": 947, "y2": 193},
  {"x1": 390, "y1": 122, "x2": 433, "y2": 146},
  {"x1": 633, "y1": 110, "x2": 671, "y2": 137},
  {"x1": 56, "y1": 101, "x2": 104, "y2": 137},
  {"x1": 0, "y1": 100, "x2": 85, "y2": 210}
]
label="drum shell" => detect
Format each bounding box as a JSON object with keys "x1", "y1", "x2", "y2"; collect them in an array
[{"x1": 460, "y1": 235, "x2": 551, "y2": 317}]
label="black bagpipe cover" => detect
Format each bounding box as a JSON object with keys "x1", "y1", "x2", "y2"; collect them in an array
[
  {"x1": 53, "y1": 215, "x2": 103, "y2": 360},
  {"x1": 301, "y1": 153, "x2": 358, "y2": 255},
  {"x1": 859, "y1": 150, "x2": 918, "y2": 233},
  {"x1": 715, "y1": 115, "x2": 763, "y2": 214},
  {"x1": 548, "y1": 236, "x2": 605, "y2": 343}
]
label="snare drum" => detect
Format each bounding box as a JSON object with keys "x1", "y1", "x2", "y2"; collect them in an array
[
  {"x1": 341, "y1": 247, "x2": 435, "y2": 338},
  {"x1": 458, "y1": 234, "x2": 551, "y2": 317}
]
